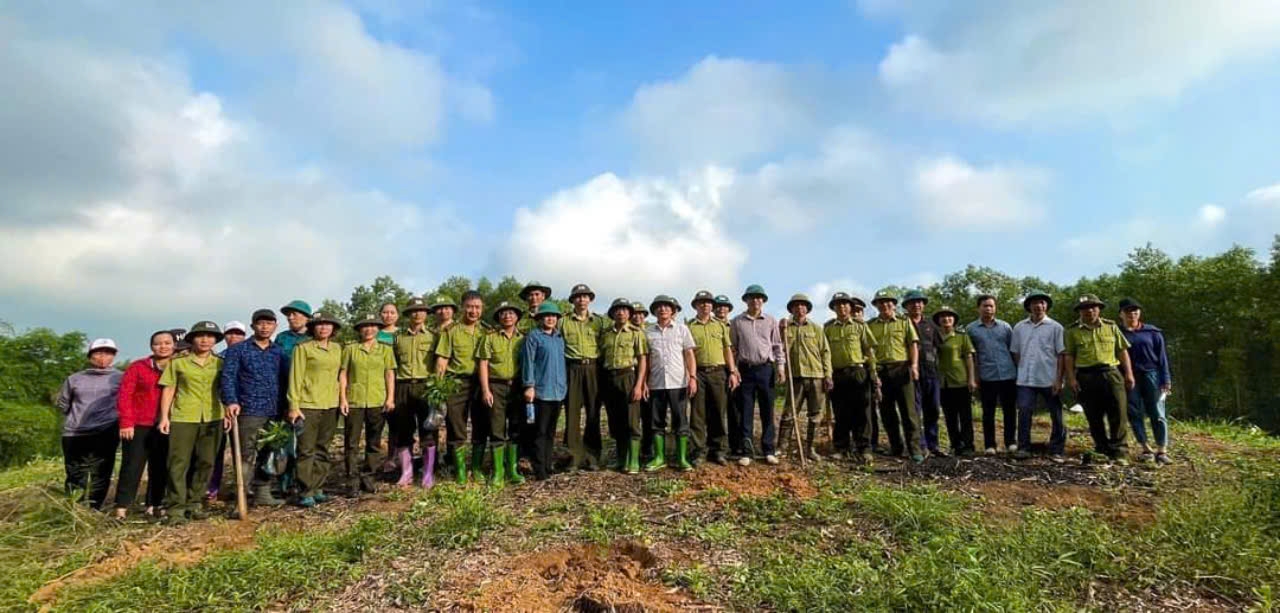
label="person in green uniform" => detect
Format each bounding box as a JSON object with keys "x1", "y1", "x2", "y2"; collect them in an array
[
  {"x1": 629, "y1": 302, "x2": 654, "y2": 462},
  {"x1": 687, "y1": 290, "x2": 738, "y2": 466},
  {"x1": 339, "y1": 314, "x2": 396, "y2": 496},
  {"x1": 630, "y1": 302, "x2": 649, "y2": 328},
  {"x1": 435, "y1": 291, "x2": 486, "y2": 484},
  {"x1": 824, "y1": 292, "x2": 879, "y2": 464},
  {"x1": 560, "y1": 283, "x2": 609, "y2": 471},
  {"x1": 433, "y1": 294, "x2": 458, "y2": 329},
  {"x1": 517, "y1": 281, "x2": 552, "y2": 334},
  {"x1": 276, "y1": 300, "x2": 312, "y2": 356},
  {"x1": 477, "y1": 301, "x2": 526, "y2": 487},
  {"x1": 933, "y1": 306, "x2": 977, "y2": 456},
  {"x1": 377, "y1": 302, "x2": 399, "y2": 346},
  {"x1": 780, "y1": 294, "x2": 833, "y2": 462},
  {"x1": 713, "y1": 294, "x2": 733, "y2": 324},
  {"x1": 867, "y1": 290, "x2": 923, "y2": 462},
  {"x1": 1064, "y1": 295, "x2": 1136, "y2": 465},
  {"x1": 392, "y1": 296, "x2": 437, "y2": 488},
  {"x1": 157, "y1": 321, "x2": 224, "y2": 524},
  {"x1": 287, "y1": 312, "x2": 344, "y2": 507},
  {"x1": 598, "y1": 298, "x2": 649, "y2": 473}
]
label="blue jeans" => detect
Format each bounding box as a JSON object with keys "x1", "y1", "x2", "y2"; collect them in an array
[
  {"x1": 1016, "y1": 386, "x2": 1065, "y2": 455},
  {"x1": 737, "y1": 362, "x2": 777, "y2": 456},
  {"x1": 914, "y1": 372, "x2": 942, "y2": 451},
  {"x1": 1127, "y1": 370, "x2": 1167, "y2": 447}
]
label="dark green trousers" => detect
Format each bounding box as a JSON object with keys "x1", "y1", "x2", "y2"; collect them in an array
[
  {"x1": 603, "y1": 367, "x2": 641, "y2": 444},
  {"x1": 485, "y1": 379, "x2": 523, "y2": 443},
  {"x1": 444, "y1": 378, "x2": 476, "y2": 451},
  {"x1": 297, "y1": 407, "x2": 338, "y2": 498},
  {"x1": 876, "y1": 362, "x2": 919, "y2": 454},
  {"x1": 565, "y1": 361, "x2": 602, "y2": 467},
  {"x1": 165, "y1": 420, "x2": 220, "y2": 513},
  {"x1": 691, "y1": 366, "x2": 729, "y2": 457},
  {"x1": 344, "y1": 407, "x2": 386, "y2": 491},
  {"x1": 1077, "y1": 367, "x2": 1130, "y2": 456},
  {"x1": 780, "y1": 377, "x2": 826, "y2": 454}
]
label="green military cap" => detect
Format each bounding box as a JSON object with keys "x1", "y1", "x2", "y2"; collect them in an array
[
  {"x1": 902, "y1": 290, "x2": 928, "y2": 305},
  {"x1": 430, "y1": 294, "x2": 458, "y2": 311},
  {"x1": 742, "y1": 284, "x2": 768, "y2": 302},
  {"x1": 672, "y1": 297, "x2": 683, "y2": 312},
  {"x1": 534, "y1": 302, "x2": 562, "y2": 318},
  {"x1": 713, "y1": 294, "x2": 733, "y2": 309},
  {"x1": 403, "y1": 296, "x2": 430, "y2": 314},
  {"x1": 185, "y1": 320, "x2": 224, "y2": 343},
  {"x1": 828, "y1": 292, "x2": 855, "y2": 310},
  {"x1": 786, "y1": 293, "x2": 813, "y2": 312},
  {"x1": 691, "y1": 290, "x2": 716, "y2": 306},
  {"x1": 569, "y1": 283, "x2": 595, "y2": 300},
  {"x1": 1118, "y1": 297, "x2": 1142, "y2": 312},
  {"x1": 1073, "y1": 294, "x2": 1106, "y2": 311},
  {"x1": 519, "y1": 281, "x2": 552, "y2": 301},
  {"x1": 649, "y1": 294, "x2": 679, "y2": 313},
  {"x1": 931, "y1": 306, "x2": 960, "y2": 325},
  {"x1": 354, "y1": 313, "x2": 381, "y2": 329},
  {"x1": 280, "y1": 299, "x2": 313, "y2": 318},
  {"x1": 607, "y1": 298, "x2": 633, "y2": 318},
  {"x1": 307, "y1": 311, "x2": 343, "y2": 330},
  {"x1": 631, "y1": 301, "x2": 648, "y2": 315},
  {"x1": 849, "y1": 295, "x2": 867, "y2": 308},
  {"x1": 1023, "y1": 291, "x2": 1053, "y2": 312},
  {"x1": 871, "y1": 289, "x2": 898, "y2": 305},
  {"x1": 492, "y1": 301, "x2": 522, "y2": 323}
]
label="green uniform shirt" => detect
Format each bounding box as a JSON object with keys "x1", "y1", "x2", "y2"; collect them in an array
[
  {"x1": 342, "y1": 341, "x2": 396, "y2": 408},
  {"x1": 868, "y1": 315, "x2": 919, "y2": 364},
  {"x1": 937, "y1": 330, "x2": 976, "y2": 388},
  {"x1": 159, "y1": 354, "x2": 223, "y2": 423},
  {"x1": 435, "y1": 321, "x2": 484, "y2": 376},
  {"x1": 517, "y1": 312, "x2": 541, "y2": 335},
  {"x1": 687, "y1": 317, "x2": 732, "y2": 367},
  {"x1": 824, "y1": 317, "x2": 877, "y2": 370},
  {"x1": 599, "y1": 323, "x2": 648, "y2": 370},
  {"x1": 394, "y1": 326, "x2": 436, "y2": 380},
  {"x1": 288, "y1": 340, "x2": 343, "y2": 409},
  {"x1": 477, "y1": 328, "x2": 524, "y2": 380},
  {"x1": 1065, "y1": 318, "x2": 1131, "y2": 369},
  {"x1": 560, "y1": 311, "x2": 607, "y2": 360},
  {"x1": 783, "y1": 318, "x2": 833, "y2": 378}
]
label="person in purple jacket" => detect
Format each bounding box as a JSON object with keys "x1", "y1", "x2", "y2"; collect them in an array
[
  {"x1": 57, "y1": 338, "x2": 124, "y2": 509},
  {"x1": 1118, "y1": 298, "x2": 1173, "y2": 464}
]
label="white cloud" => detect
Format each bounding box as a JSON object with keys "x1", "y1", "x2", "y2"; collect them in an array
[
  {"x1": 913, "y1": 157, "x2": 1048, "y2": 228},
  {"x1": 872, "y1": 1, "x2": 1280, "y2": 123},
  {"x1": 1245, "y1": 182, "x2": 1280, "y2": 205},
  {"x1": 1198, "y1": 204, "x2": 1227, "y2": 227},
  {"x1": 799, "y1": 279, "x2": 875, "y2": 323}
]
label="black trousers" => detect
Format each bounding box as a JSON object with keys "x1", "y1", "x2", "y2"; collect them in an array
[
  {"x1": 392, "y1": 379, "x2": 435, "y2": 449},
  {"x1": 531, "y1": 399, "x2": 563, "y2": 479},
  {"x1": 565, "y1": 361, "x2": 602, "y2": 466},
  {"x1": 940, "y1": 387, "x2": 975, "y2": 453},
  {"x1": 444, "y1": 378, "x2": 477, "y2": 451},
  {"x1": 979, "y1": 378, "x2": 1018, "y2": 449},
  {"x1": 114, "y1": 425, "x2": 168, "y2": 510},
  {"x1": 1077, "y1": 368, "x2": 1129, "y2": 456},
  {"x1": 830, "y1": 366, "x2": 872, "y2": 452},
  {"x1": 63, "y1": 427, "x2": 119, "y2": 509}
]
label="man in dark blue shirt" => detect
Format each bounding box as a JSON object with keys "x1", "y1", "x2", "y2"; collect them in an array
[
  {"x1": 221, "y1": 309, "x2": 289, "y2": 506},
  {"x1": 1118, "y1": 299, "x2": 1172, "y2": 464}
]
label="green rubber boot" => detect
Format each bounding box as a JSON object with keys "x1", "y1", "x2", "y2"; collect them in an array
[
  {"x1": 453, "y1": 446, "x2": 469, "y2": 485},
  {"x1": 626, "y1": 440, "x2": 641, "y2": 474},
  {"x1": 490, "y1": 445, "x2": 505, "y2": 489},
  {"x1": 506, "y1": 443, "x2": 525, "y2": 485},
  {"x1": 470, "y1": 443, "x2": 487, "y2": 485},
  {"x1": 644, "y1": 436, "x2": 667, "y2": 472},
  {"x1": 677, "y1": 436, "x2": 694, "y2": 472}
]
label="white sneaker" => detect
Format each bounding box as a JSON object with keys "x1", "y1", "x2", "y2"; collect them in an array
[
  {"x1": 765, "y1": 454, "x2": 780, "y2": 465},
  {"x1": 1007, "y1": 444, "x2": 1018, "y2": 453},
  {"x1": 984, "y1": 447, "x2": 997, "y2": 455},
  {"x1": 737, "y1": 456, "x2": 751, "y2": 466},
  {"x1": 828, "y1": 452, "x2": 844, "y2": 460}
]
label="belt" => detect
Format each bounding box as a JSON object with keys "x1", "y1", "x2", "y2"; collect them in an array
[
  {"x1": 607, "y1": 366, "x2": 636, "y2": 373},
  {"x1": 739, "y1": 360, "x2": 772, "y2": 369},
  {"x1": 397, "y1": 377, "x2": 427, "y2": 383},
  {"x1": 834, "y1": 365, "x2": 866, "y2": 374},
  {"x1": 697, "y1": 365, "x2": 726, "y2": 372},
  {"x1": 1076, "y1": 365, "x2": 1115, "y2": 375},
  {"x1": 488, "y1": 377, "x2": 514, "y2": 385},
  {"x1": 567, "y1": 358, "x2": 597, "y2": 365}
]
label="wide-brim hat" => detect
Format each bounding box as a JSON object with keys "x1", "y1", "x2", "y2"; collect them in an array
[
  {"x1": 1073, "y1": 294, "x2": 1106, "y2": 311},
  {"x1": 429, "y1": 295, "x2": 459, "y2": 311},
  {"x1": 902, "y1": 290, "x2": 928, "y2": 306},
  {"x1": 492, "y1": 301, "x2": 522, "y2": 324},
  {"x1": 185, "y1": 321, "x2": 224, "y2": 343},
  {"x1": 354, "y1": 314, "x2": 382, "y2": 329},
  {"x1": 691, "y1": 290, "x2": 716, "y2": 307},
  {"x1": 630, "y1": 301, "x2": 648, "y2": 315},
  {"x1": 1023, "y1": 291, "x2": 1053, "y2": 312},
  {"x1": 306, "y1": 312, "x2": 343, "y2": 330},
  {"x1": 607, "y1": 298, "x2": 633, "y2": 318},
  {"x1": 850, "y1": 295, "x2": 868, "y2": 309},
  {"x1": 280, "y1": 300, "x2": 313, "y2": 318},
  {"x1": 713, "y1": 294, "x2": 733, "y2": 309},
  {"x1": 650, "y1": 295, "x2": 679, "y2": 313},
  {"x1": 403, "y1": 297, "x2": 430, "y2": 314},
  {"x1": 741, "y1": 284, "x2": 768, "y2": 302},
  {"x1": 828, "y1": 292, "x2": 855, "y2": 310},
  {"x1": 786, "y1": 293, "x2": 813, "y2": 312},
  {"x1": 568, "y1": 284, "x2": 595, "y2": 300},
  {"x1": 871, "y1": 290, "x2": 897, "y2": 305},
  {"x1": 519, "y1": 282, "x2": 552, "y2": 301},
  {"x1": 534, "y1": 302, "x2": 562, "y2": 318},
  {"x1": 931, "y1": 306, "x2": 960, "y2": 325}
]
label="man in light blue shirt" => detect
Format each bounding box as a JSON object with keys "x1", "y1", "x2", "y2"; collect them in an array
[
  {"x1": 521, "y1": 303, "x2": 567, "y2": 480},
  {"x1": 966, "y1": 294, "x2": 1018, "y2": 454},
  {"x1": 1010, "y1": 292, "x2": 1066, "y2": 461}
]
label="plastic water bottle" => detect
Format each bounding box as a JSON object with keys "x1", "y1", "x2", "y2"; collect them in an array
[{"x1": 526, "y1": 402, "x2": 536, "y2": 424}]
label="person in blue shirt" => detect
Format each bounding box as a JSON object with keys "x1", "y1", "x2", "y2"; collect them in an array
[
  {"x1": 1118, "y1": 298, "x2": 1172, "y2": 464},
  {"x1": 521, "y1": 303, "x2": 567, "y2": 481},
  {"x1": 220, "y1": 309, "x2": 289, "y2": 507},
  {"x1": 966, "y1": 294, "x2": 1019, "y2": 455}
]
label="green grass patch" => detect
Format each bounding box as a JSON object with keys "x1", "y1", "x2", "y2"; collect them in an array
[
  {"x1": 583, "y1": 504, "x2": 644, "y2": 544},
  {"x1": 642, "y1": 477, "x2": 687, "y2": 498},
  {"x1": 1178, "y1": 418, "x2": 1280, "y2": 452}
]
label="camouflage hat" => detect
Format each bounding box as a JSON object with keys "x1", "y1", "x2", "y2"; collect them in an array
[
  {"x1": 354, "y1": 313, "x2": 381, "y2": 329},
  {"x1": 491, "y1": 301, "x2": 522, "y2": 324},
  {"x1": 534, "y1": 302, "x2": 562, "y2": 318},
  {"x1": 741, "y1": 284, "x2": 768, "y2": 302},
  {"x1": 185, "y1": 320, "x2": 224, "y2": 343},
  {"x1": 931, "y1": 306, "x2": 960, "y2": 325},
  {"x1": 519, "y1": 281, "x2": 552, "y2": 301},
  {"x1": 1073, "y1": 294, "x2": 1106, "y2": 311},
  {"x1": 1023, "y1": 291, "x2": 1053, "y2": 312},
  {"x1": 691, "y1": 290, "x2": 716, "y2": 306},
  {"x1": 902, "y1": 290, "x2": 928, "y2": 306},
  {"x1": 630, "y1": 301, "x2": 648, "y2": 315},
  {"x1": 569, "y1": 284, "x2": 595, "y2": 300},
  {"x1": 280, "y1": 299, "x2": 313, "y2": 318},
  {"x1": 786, "y1": 293, "x2": 813, "y2": 312},
  {"x1": 871, "y1": 289, "x2": 898, "y2": 305},
  {"x1": 649, "y1": 294, "x2": 679, "y2": 313},
  {"x1": 713, "y1": 294, "x2": 733, "y2": 309},
  {"x1": 429, "y1": 295, "x2": 458, "y2": 311},
  {"x1": 402, "y1": 296, "x2": 430, "y2": 314},
  {"x1": 828, "y1": 292, "x2": 855, "y2": 310},
  {"x1": 607, "y1": 298, "x2": 633, "y2": 318},
  {"x1": 307, "y1": 311, "x2": 343, "y2": 330}
]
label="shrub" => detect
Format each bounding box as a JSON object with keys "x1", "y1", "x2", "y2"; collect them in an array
[{"x1": 0, "y1": 403, "x2": 62, "y2": 467}]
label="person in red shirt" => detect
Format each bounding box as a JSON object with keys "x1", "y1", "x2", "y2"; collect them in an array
[{"x1": 113, "y1": 330, "x2": 176, "y2": 518}]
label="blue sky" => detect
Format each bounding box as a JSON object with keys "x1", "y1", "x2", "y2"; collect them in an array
[{"x1": 3, "y1": 0, "x2": 1280, "y2": 357}]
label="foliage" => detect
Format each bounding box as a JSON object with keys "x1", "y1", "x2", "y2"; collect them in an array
[
  {"x1": 255, "y1": 421, "x2": 292, "y2": 452},
  {"x1": 0, "y1": 324, "x2": 88, "y2": 405},
  {"x1": 0, "y1": 403, "x2": 62, "y2": 468}
]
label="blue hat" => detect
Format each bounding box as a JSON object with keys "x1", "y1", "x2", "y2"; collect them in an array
[{"x1": 280, "y1": 300, "x2": 313, "y2": 317}]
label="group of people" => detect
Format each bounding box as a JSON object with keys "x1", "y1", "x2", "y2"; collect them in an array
[{"x1": 53, "y1": 282, "x2": 1172, "y2": 523}]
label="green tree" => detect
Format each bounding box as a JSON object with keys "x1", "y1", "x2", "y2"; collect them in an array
[{"x1": 0, "y1": 324, "x2": 89, "y2": 405}]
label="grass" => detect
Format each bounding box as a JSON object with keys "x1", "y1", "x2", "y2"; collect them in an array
[{"x1": 583, "y1": 504, "x2": 644, "y2": 544}]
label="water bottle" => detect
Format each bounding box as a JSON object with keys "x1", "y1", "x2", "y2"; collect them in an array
[{"x1": 525, "y1": 402, "x2": 536, "y2": 424}]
